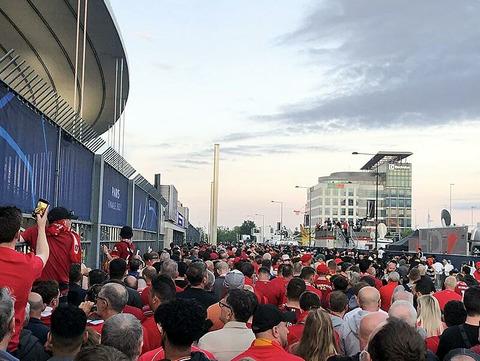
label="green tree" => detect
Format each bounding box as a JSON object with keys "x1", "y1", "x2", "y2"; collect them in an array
[
  {"x1": 217, "y1": 227, "x2": 237, "y2": 244},
  {"x1": 239, "y1": 220, "x2": 256, "y2": 238}
]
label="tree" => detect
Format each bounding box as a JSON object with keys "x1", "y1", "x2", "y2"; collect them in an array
[
  {"x1": 239, "y1": 220, "x2": 256, "y2": 237},
  {"x1": 217, "y1": 227, "x2": 237, "y2": 244}
]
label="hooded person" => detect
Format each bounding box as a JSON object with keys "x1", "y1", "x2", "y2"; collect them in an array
[{"x1": 103, "y1": 226, "x2": 135, "y2": 266}]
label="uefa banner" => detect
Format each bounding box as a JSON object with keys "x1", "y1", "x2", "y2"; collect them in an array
[
  {"x1": 101, "y1": 163, "x2": 128, "y2": 226},
  {"x1": 133, "y1": 186, "x2": 158, "y2": 232},
  {"x1": 57, "y1": 135, "x2": 94, "y2": 221},
  {"x1": 0, "y1": 83, "x2": 58, "y2": 212}
]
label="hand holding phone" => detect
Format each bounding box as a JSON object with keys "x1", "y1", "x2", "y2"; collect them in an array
[
  {"x1": 33, "y1": 199, "x2": 49, "y2": 218},
  {"x1": 36, "y1": 204, "x2": 49, "y2": 228}
]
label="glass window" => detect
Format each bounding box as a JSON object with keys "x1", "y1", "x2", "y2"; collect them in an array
[
  {"x1": 325, "y1": 198, "x2": 331, "y2": 206},
  {"x1": 341, "y1": 209, "x2": 346, "y2": 216},
  {"x1": 348, "y1": 199, "x2": 354, "y2": 206},
  {"x1": 333, "y1": 208, "x2": 338, "y2": 216},
  {"x1": 348, "y1": 209, "x2": 354, "y2": 216},
  {"x1": 324, "y1": 208, "x2": 330, "y2": 216},
  {"x1": 348, "y1": 189, "x2": 354, "y2": 197},
  {"x1": 398, "y1": 199, "x2": 405, "y2": 207},
  {"x1": 325, "y1": 189, "x2": 331, "y2": 196},
  {"x1": 341, "y1": 199, "x2": 346, "y2": 206},
  {"x1": 332, "y1": 189, "x2": 338, "y2": 196}
]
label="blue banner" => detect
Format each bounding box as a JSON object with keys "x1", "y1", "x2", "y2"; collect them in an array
[
  {"x1": 0, "y1": 84, "x2": 58, "y2": 212},
  {"x1": 101, "y1": 164, "x2": 128, "y2": 226},
  {"x1": 133, "y1": 186, "x2": 158, "y2": 232},
  {"x1": 57, "y1": 135, "x2": 94, "y2": 220}
]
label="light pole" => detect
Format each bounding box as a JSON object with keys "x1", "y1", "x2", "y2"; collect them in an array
[
  {"x1": 353, "y1": 151, "x2": 379, "y2": 249},
  {"x1": 472, "y1": 206, "x2": 477, "y2": 227},
  {"x1": 255, "y1": 213, "x2": 265, "y2": 243},
  {"x1": 271, "y1": 200, "x2": 284, "y2": 239},
  {"x1": 449, "y1": 183, "x2": 455, "y2": 217},
  {"x1": 295, "y1": 185, "x2": 313, "y2": 245}
]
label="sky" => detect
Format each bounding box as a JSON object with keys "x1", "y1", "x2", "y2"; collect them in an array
[{"x1": 108, "y1": 0, "x2": 480, "y2": 232}]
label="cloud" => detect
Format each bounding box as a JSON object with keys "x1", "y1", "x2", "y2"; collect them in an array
[
  {"x1": 263, "y1": 1, "x2": 480, "y2": 131},
  {"x1": 153, "y1": 62, "x2": 172, "y2": 70},
  {"x1": 133, "y1": 32, "x2": 154, "y2": 40},
  {"x1": 215, "y1": 131, "x2": 273, "y2": 142}
]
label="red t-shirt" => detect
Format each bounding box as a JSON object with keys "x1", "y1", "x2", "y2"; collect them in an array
[
  {"x1": 0, "y1": 248, "x2": 43, "y2": 352},
  {"x1": 138, "y1": 345, "x2": 215, "y2": 361},
  {"x1": 379, "y1": 281, "x2": 398, "y2": 312},
  {"x1": 287, "y1": 311, "x2": 309, "y2": 349},
  {"x1": 111, "y1": 240, "x2": 135, "y2": 264},
  {"x1": 232, "y1": 338, "x2": 304, "y2": 361},
  {"x1": 433, "y1": 289, "x2": 462, "y2": 311},
  {"x1": 255, "y1": 280, "x2": 283, "y2": 306},
  {"x1": 455, "y1": 281, "x2": 469, "y2": 296},
  {"x1": 22, "y1": 224, "x2": 81, "y2": 283},
  {"x1": 305, "y1": 284, "x2": 323, "y2": 301},
  {"x1": 87, "y1": 319, "x2": 104, "y2": 334},
  {"x1": 141, "y1": 315, "x2": 162, "y2": 354},
  {"x1": 124, "y1": 304, "x2": 145, "y2": 322}
]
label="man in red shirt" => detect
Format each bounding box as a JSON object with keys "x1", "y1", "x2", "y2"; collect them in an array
[
  {"x1": 379, "y1": 271, "x2": 399, "y2": 312},
  {"x1": 232, "y1": 304, "x2": 301, "y2": 361},
  {"x1": 21, "y1": 206, "x2": 81, "y2": 302},
  {"x1": 286, "y1": 291, "x2": 321, "y2": 350},
  {"x1": 315, "y1": 263, "x2": 333, "y2": 306},
  {"x1": 434, "y1": 276, "x2": 462, "y2": 311},
  {"x1": 103, "y1": 226, "x2": 135, "y2": 265},
  {"x1": 0, "y1": 206, "x2": 49, "y2": 352},
  {"x1": 271, "y1": 264, "x2": 294, "y2": 304},
  {"x1": 255, "y1": 267, "x2": 283, "y2": 305},
  {"x1": 299, "y1": 267, "x2": 323, "y2": 300}
]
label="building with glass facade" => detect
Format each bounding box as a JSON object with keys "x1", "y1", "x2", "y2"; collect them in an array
[{"x1": 306, "y1": 152, "x2": 413, "y2": 238}]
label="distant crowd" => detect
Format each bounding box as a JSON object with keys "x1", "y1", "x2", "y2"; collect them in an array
[{"x1": 1, "y1": 205, "x2": 480, "y2": 361}]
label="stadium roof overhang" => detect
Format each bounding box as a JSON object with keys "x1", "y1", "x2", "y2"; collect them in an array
[
  {"x1": 0, "y1": 0, "x2": 129, "y2": 135},
  {"x1": 360, "y1": 151, "x2": 413, "y2": 170}
]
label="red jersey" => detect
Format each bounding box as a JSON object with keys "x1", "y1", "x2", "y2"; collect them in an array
[
  {"x1": 124, "y1": 304, "x2": 145, "y2": 322},
  {"x1": 433, "y1": 289, "x2": 462, "y2": 311},
  {"x1": 141, "y1": 315, "x2": 162, "y2": 354},
  {"x1": 305, "y1": 284, "x2": 323, "y2": 301},
  {"x1": 379, "y1": 281, "x2": 398, "y2": 312},
  {"x1": 232, "y1": 338, "x2": 304, "y2": 361},
  {"x1": 111, "y1": 240, "x2": 135, "y2": 264},
  {"x1": 139, "y1": 345, "x2": 215, "y2": 361},
  {"x1": 0, "y1": 248, "x2": 43, "y2": 351},
  {"x1": 287, "y1": 310, "x2": 309, "y2": 350},
  {"x1": 87, "y1": 319, "x2": 104, "y2": 334},
  {"x1": 22, "y1": 221, "x2": 81, "y2": 283},
  {"x1": 455, "y1": 281, "x2": 469, "y2": 296},
  {"x1": 255, "y1": 280, "x2": 283, "y2": 305}
]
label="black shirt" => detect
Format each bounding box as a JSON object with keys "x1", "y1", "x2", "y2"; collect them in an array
[
  {"x1": 177, "y1": 287, "x2": 219, "y2": 309},
  {"x1": 436, "y1": 323, "x2": 480, "y2": 360}
]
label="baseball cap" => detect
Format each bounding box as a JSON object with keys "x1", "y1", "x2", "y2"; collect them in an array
[
  {"x1": 301, "y1": 254, "x2": 312, "y2": 263},
  {"x1": 224, "y1": 270, "x2": 245, "y2": 290},
  {"x1": 316, "y1": 263, "x2": 330, "y2": 274},
  {"x1": 251, "y1": 304, "x2": 296, "y2": 333},
  {"x1": 281, "y1": 254, "x2": 290, "y2": 261},
  {"x1": 334, "y1": 258, "x2": 343, "y2": 265},
  {"x1": 120, "y1": 226, "x2": 133, "y2": 239},
  {"x1": 48, "y1": 207, "x2": 78, "y2": 223}
]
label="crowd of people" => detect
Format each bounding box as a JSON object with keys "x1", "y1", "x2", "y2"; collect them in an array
[{"x1": 2, "y1": 205, "x2": 480, "y2": 360}]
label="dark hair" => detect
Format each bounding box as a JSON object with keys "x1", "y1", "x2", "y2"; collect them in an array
[
  {"x1": 258, "y1": 267, "x2": 270, "y2": 276},
  {"x1": 226, "y1": 289, "x2": 258, "y2": 323},
  {"x1": 129, "y1": 258, "x2": 141, "y2": 272},
  {"x1": 300, "y1": 267, "x2": 316, "y2": 280},
  {"x1": 51, "y1": 305, "x2": 87, "y2": 352},
  {"x1": 463, "y1": 286, "x2": 480, "y2": 317},
  {"x1": 367, "y1": 318, "x2": 426, "y2": 361},
  {"x1": 332, "y1": 276, "x2": 348, "y2": 292},
  {"x1": 0, "y1": 206, "x2": 22, "y2": 244},
  {"x1": 185, "y1": 262, "x2": 207, "y2": 286},
  {"x1": 286, "y1": 278, "x2": 306, "y2": 301},
  {"x1": 70, "y1": 263, "x2": 83, "y2": 284},
  {"x1": 464, "y1": 274, "x2": 479, "y2": 287},
  {"x1": 462, "y1": 265, "x2": 471, "y2": 275},
  {"x1": 74, "y1": 345, "x2": 129, "y2": 361},
  {"x1": 359, "y1": 259, "x2": 372, "y2": 273},
  {"x1": 359, "y1": 276, "x2": 376, "y2": 288},
  {"x1": 236, "y1": 261, "x2": 255, "y2": 278},
  {"x1": 89, "y1": 269, "x2": 108, "y2": 286},
  {"x1": 414, "y1": 276, "x2": 435, "y2": 295},
  {"x1": 329, "y1": 290, "x2": 348, "y2": 312},
  {"x1": 177, "y1": 262, "x2": 187, "y2": 277},
  {"x1": 352, "y1": 281, "x2": 370, "y2": 296},
  {"x1": 444, "y1": 300, "x2": 467, "y2": 327},
  {"x1": 34, "y1": 280, "x2": 59, "y2": 305},
  {"x1": 261, "y1": 259, "x2": 272, "y2": 269},
  {"x1": 282, "y1": 264, "x2": 294, "y2": 278},
  {"x1": 109, "y1": 259, "x2": 127, "y2": 280},
  {"x1": 150, "y1": 275, "x2": 176, "y2": 303},
  {"x1": 155, "y1": 299, "x2": 206, "y2": 348},
  {"x1": 299, "y1": 291, "x2": 320, "y2": 311},
  {"x1": 86, "y1": 285, "x2": 102, "y2": 303}
]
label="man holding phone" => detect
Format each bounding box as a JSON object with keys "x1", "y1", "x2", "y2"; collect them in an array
[
  {"x1": 0, "y1": 205, "x2": 49, "y2": 353},
  {"x1": 21, "y1": 206, "x2": 82, "y2": 303}
]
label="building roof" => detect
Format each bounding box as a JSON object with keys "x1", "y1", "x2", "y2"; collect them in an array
[
  {"x1": 0, "y1": 0, "x2": 128, "y2": 135},
  {"x1": 360, "y1": 151, "x2": 413, "y2": 170}
]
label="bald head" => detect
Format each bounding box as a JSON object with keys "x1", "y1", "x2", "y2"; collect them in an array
[
  {"x1": 444, "y1": 276, "x2": 457, "y2": 290},
  {"x1": 28, "y1": 292, "x2": 44, "y2": 312},
  {"x1": 359, "y1": 312, "x2": 388, "y2": 350},
  {"x1": 388, "y1": 300, "x2": 417, "y2": 327},
  {"x1": 392, "y1": 290, "x2": 414, "y2": 304},
  {"x1": 358, "y1": 286, "x2": 381, "y2": 311},
  {"x1": 215, "y1": 261, "x2": 229, "y2": 275}
]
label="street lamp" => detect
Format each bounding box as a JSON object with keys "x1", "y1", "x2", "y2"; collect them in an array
[
  {"x1": 271, "y1": 200, "x2": 284, "y2": 239},
  {"x1": 255, "y1": 213, "x2": 265, "y2": 243},
  {"x1": 449, "y1": 184, "x2": 455, "y2": 218},
  {"x1": 296, "y1": 185, "x2": 313, "y2": 245},
  {"x1": 353, "y1": 151, "x2": 379, "y2": 249}
]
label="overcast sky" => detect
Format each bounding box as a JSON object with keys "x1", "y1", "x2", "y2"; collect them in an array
[{"x1": 109, "y1": 0, "x2": 480, "y2": 231}]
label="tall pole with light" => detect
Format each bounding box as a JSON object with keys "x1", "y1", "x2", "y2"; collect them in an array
[
  {"x1": 295, "y1": 185, "x2": 312, "y2": 245},
  {"x1": 271, "y1": 200, "x2": 284, "y2": 239},
  {"x1": 255, "y1": 213, "x2": 265, "y2": 243},
  {"x1": 352, "y1": 152, "x2": 379, "y2": 249},
  {"x1": 449, "y1": 183, "x2": 455, "y2": 218}
]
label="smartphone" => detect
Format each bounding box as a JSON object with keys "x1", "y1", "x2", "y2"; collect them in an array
[{"x1": 32, "y1": 199, "x2": 49, "y2": 218}]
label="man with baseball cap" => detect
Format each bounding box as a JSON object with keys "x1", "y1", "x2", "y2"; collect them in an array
[
  {"x1": 103, "y1": 225, "x2": 135, "y2": 265},
  {"x1": 232, "y1": 304, "x2": 303, "y2": 361},
  {"x1": 21, "y1": 206, "x2": 81, "y2": 303}
]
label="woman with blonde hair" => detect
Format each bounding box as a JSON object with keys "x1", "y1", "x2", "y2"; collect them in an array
[
  {"x1": 417, "y1": 294, "x2": 444, "y2": 353},
  {"x1": 294, "y1": 308, "x2": 338, "y2": 361}
]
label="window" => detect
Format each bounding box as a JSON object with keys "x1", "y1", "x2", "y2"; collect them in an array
[
  {"x1": 348, "y1": 199, "x2": 354, "y2": 206},
  {"x1": 348, "y1": 209, "x2": 354, "y2": 216}
]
